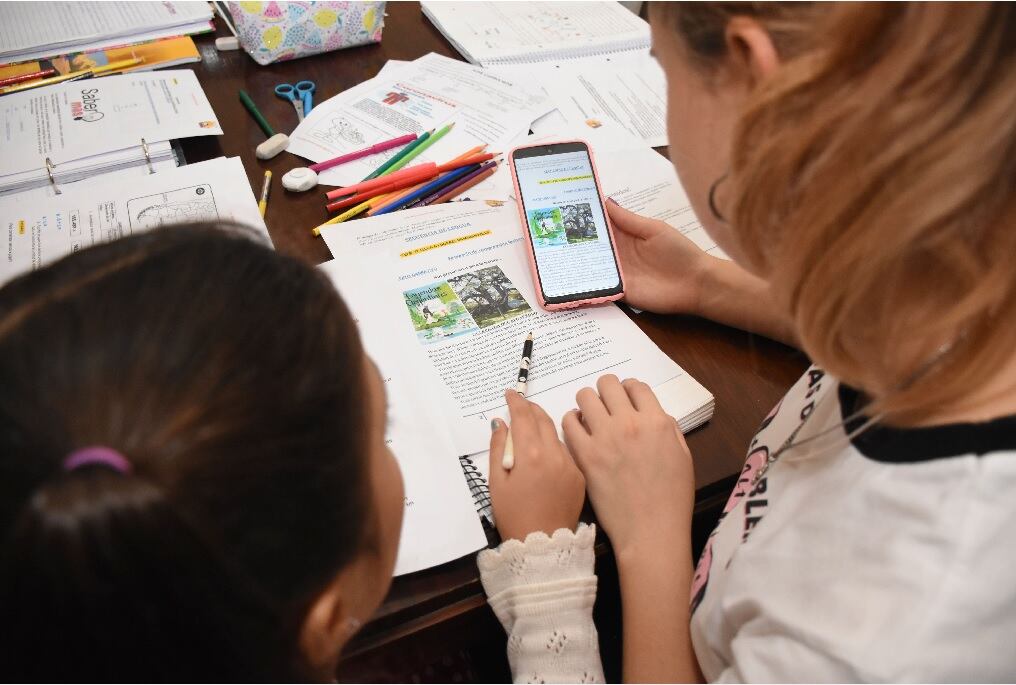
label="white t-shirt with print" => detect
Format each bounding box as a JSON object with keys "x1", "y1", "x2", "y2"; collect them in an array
[{"x1": 689, "y1": 366, "x2": 1016, "y2": 682}]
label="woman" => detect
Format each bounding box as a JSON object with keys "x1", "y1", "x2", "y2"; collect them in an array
[{"x1": 489, "y1": 2, "x2": 1016, "y2": 681}]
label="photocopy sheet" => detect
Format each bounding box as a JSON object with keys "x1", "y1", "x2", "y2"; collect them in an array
[
  {"x1": 319, "y1": 260, "x2": 487, "y2": 576},
  {"x1": 321, "y1": 202, "x2": 711, "y2": 456},
  {"x1": 286, "y1": 53, "x2": 551, "y2": 187},
  {"x1": 0, "y1": 70, "x2": 220, "y2": 182},
  {"x1": 492, "y1": 51, "x2": 669, "y2": 148},
  {"x1": 0, "y1": 156, "x2": 269, "y2": 286}
]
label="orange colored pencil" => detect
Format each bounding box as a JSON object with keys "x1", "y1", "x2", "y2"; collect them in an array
[{"x1": 365, "y1": 146, "x2": 489, "y2": 215}]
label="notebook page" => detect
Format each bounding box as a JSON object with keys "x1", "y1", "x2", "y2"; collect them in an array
[{"x1": 421, "y1": 1, "x2": 650, "y2": 66}]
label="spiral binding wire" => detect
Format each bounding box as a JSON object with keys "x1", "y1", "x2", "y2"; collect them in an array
[{"x1": 459, "y1": 455, "x2": 493, "y2": 525}]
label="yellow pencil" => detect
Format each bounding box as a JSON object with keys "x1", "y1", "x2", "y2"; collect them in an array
[{"x1": 258, "y1": 170, "x2": 272, "y2": 217}]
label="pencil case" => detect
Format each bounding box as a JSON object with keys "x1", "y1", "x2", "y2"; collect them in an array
[{"x1": 227, "y1": 1, "x2": 386, "y2": 66}]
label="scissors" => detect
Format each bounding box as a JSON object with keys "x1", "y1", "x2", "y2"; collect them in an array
[{"x1": 274, "y1": 80, "x2": 315, "y2": 121}]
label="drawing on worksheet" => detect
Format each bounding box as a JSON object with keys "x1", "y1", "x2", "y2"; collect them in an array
[
  {"x1": 309, "y1": 115, "x2": 366, "y2": 147},
  {"x1": 447, "y1": 266, "x2": 532, "y2": 329},
  {"x1": 404, "y1": 280, "x2": 480, "y2": 345},
  {"x1": 127, "y1": 185, "x2": 218, "y2": 229}
]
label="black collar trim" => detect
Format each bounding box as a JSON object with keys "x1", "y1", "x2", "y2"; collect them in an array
[{"x1": 838, "y1": 383, "x2": 1016, "y2": 463}]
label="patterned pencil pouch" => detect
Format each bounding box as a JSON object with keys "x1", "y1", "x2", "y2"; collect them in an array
[{"x1": 227, "y1": 1, "x2": 386, "y2": 65}]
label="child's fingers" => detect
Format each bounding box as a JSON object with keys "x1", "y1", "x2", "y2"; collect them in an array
[{"x1": 489, "y1": 417, "x2": 511, "y2": 479}]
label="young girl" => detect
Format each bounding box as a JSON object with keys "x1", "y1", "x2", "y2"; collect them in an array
[
  {"x1": 490, "y1": 2, "x2": 1016, "y2": 681},
  {"x1": 0, "y1": 224, "x2": 590, "y2": 681}
]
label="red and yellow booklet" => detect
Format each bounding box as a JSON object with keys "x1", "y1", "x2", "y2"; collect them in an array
[{"x1": 0, "y1": 36, "x2": 200, "y2": 81}]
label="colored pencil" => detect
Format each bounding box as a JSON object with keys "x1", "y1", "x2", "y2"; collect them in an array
[
  {"x1": 361, "y1": 129, "x2": 432, "y2": 181},
  {"x1": 311, "y1": 145, "x2": 487, "y2": 236},
  {"x1": 325, "y1": 167, "x2": 438, "y2": 212},
  {"x1": 325, "y1": 152, "x2": 497, "y2": 201},
  {"x1": 0, "y1": 68, "x2": 56, "y2": 87},
  {"x1": 239, "y1": 90, "x2": 275, "y2": 138},
  {"x1": 363, "y1": 144, "x2": 487, "y2": 213},
  {"x1": 384, "y1": 121, "x2": 454, "y2": 174},
  {"x1": 411, "y1": 160, "x2": 498, "y2": 207},
  {"x1": 308, "y1": 133, "x2": 417, "y2": 173},
  {"x1": 373, "y1": 164, "x2": 482, "y2": 216}
]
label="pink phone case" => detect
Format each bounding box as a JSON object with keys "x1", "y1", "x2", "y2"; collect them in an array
[{"x1": 508, "y1": 139, "x2": 625, "y2": 311}]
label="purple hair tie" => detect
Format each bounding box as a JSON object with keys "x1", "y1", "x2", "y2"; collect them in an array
[{"x1": 62, "y1": 446, "x2": 132, "y2": 474}]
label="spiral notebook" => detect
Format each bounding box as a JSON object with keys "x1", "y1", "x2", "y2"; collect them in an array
[
  {"x1": 459, "y1": 455, "x2": 494, "y2": 525},
  {"x1": 420, "y1": 1, "x2": 650, "y2": 67}
]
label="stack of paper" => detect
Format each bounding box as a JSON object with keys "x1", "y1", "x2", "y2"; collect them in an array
[{"x1": 0, "y1": 1, "x2": 213, "y2": 64}]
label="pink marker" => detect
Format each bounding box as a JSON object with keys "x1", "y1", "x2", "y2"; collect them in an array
[{"x1": 309, "y1": 134, "x2": 418, "y2": 172}]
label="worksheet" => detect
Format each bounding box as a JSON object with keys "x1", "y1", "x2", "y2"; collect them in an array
[
  {"x1": 0, "y1": 156, "x2": 269, "y2": 285},
  {"x1": 0, "y1": 70, "x2": 220, "y2": 180},
  {"x1": 321, "y1": 202, "x2": 712, "y2": 456},
  {"x1": 319, "y1": 260, "x2": 488, "y2": 576},
  {"x1": 286, "y1": 53, "x2": 550, "y2": 187},
  {"x1": 508, "y1": 52, "x2": 669, "y2": 148}
]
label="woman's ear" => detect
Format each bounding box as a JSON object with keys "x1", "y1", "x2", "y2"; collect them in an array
[
  {"x1": 299, "y1": 574, "x2": 361, "y2": 676},
  {"x1": 723, "y1": 16, "x2": 781, "y2": 87}
]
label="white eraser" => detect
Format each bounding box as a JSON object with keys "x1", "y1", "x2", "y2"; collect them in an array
[
  {"x1": 256, "y1": 133, "x2": 289, "y2": 160},
  {"x1": 281, "y1": 167, "x2": 318, "y2": 192},
  {"x1": 215, "y1": 36, "x2": 240, "y2": 51}
]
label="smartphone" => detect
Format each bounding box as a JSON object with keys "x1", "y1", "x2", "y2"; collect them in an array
[{"x1": 509, "y1": 140, "x2": 624, "y2": 310}]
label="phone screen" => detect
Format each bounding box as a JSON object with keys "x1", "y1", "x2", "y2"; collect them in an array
[{"x1": 513, "y1": 144, "x2": 622, "y2": 302}]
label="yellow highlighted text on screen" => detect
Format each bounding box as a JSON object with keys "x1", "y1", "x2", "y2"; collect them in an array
[
  {"x1": 399, "y1": 230, "x2": 491, "y2": 258},
  {"x1": 538, "y1": 174, "x2": 593, "y2": 185}
]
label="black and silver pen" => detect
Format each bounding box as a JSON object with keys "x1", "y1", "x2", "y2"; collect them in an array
[{"x1": 503, "y1": 332, "x2": 534, "y2": 470}]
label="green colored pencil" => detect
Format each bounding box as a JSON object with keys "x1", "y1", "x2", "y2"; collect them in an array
[
  {"x1": 386, "y1": 121, "x2": 455, "y2": 174},
  {"x1": 362, "y1": 130, "x2": 432, "y2": 181}
]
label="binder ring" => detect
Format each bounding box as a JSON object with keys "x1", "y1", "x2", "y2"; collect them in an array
[
  {"x1": 140, "y1": 138, "x2": 154, "y2": 174},
  {"x1": 45, "y1": 157, "x2": 61, "y2": 195}
]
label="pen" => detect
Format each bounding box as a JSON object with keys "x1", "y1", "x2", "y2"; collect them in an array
[
  {"x1": 0, "y1": 68, "x2": 56, "y2": 88},
  {"x1": 258, "y1": 170, "x2": 272, "y2": 217},
  {"x1": 503, "y1": 332, "x2": 534, "y2": 471},
  {"x1": 239, "y1": 89, "x2": 276, "y2": 138}
]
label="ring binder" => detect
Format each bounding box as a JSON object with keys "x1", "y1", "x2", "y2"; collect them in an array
[
  {"x1": 45, "y1": 157, "x2": 61, "y2": 195},
  {"x1": 141, "y1": 138, "x2": 154, "y2": 174}
]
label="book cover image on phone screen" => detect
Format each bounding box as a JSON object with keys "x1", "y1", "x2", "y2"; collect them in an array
[{"x1": 515, "y1": 150, "x2": 620, "y2": 301}]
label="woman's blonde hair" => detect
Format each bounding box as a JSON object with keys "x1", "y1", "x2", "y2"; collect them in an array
[{"x1": 662, "y1": 2, "x2": 1016, "y2": 425}]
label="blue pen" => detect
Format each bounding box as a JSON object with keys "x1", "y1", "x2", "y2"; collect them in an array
[{"x1": 373, "y1": 164, "x2": 481, "y2": 215}]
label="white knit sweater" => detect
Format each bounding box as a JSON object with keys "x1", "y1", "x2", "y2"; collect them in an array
[{"x1": 477, "y1": 523, "x2": 605, "y2": 684}]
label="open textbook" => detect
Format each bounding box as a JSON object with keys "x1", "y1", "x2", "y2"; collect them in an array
[
  {"x1": 320, "y1": 202, "x2": 714, "y2": 459},
  {"x1": 287, "y1": 53, "x2": 551, "y2": 187},
  {"x1": 0, "y1": 157, "x2": 269, "y2": 286}
]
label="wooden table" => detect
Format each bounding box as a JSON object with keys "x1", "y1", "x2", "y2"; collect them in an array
[{"x1": 182, "y1": 3, "x2": 807, "y2": 681}]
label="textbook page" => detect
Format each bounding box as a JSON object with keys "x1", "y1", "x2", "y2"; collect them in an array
[
  {"x1": 0, "y1": 156, "x2": 269, "y2": 286},
  {"x1": 286, "y1": 53, "x2": 550, "y2": 187},
  {"x1": 319, "y1": 260, "x2": 488, "y2": 576},
  {"x1": 420, "y1": 1, "x2": 650, "y2": 67},
  {"x1": 322, "y1": 202, "x2": 709, "y2": 456},
  {"x1": 0, "y1": 70, "x2": 220, "y2": 180}
]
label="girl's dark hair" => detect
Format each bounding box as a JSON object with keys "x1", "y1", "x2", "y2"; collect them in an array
[{"x1": 0, "y1": 224, "x2": 372, "y2": 681}]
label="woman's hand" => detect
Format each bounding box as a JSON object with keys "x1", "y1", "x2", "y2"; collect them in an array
[
  {"x1": 562, "y1": 374, "x2": 695, "y2": 561},
  {"x1": 489, "y1": 390, "x2": 586, "y2": 542},
  {"x1": 608, "y1": 199, "x2": 715, "y2": 315}
]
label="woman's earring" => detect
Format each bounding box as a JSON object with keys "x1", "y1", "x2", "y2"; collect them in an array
[
  {"x1": 708, "y1": 172, "x2": 730, "y2": 223},
  {"x1": 343, "y1": 617, "x2": 362, "y2": 636}
]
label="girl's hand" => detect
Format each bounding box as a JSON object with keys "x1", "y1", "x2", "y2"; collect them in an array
[
  {"x1": 489, "y1": 390, "x2": 586, "y2": 542},
  {"x1": 562, "y1": 374, "x2": 695, "y2": 561},
  {"x1": 607, "y1": 200, "x2": 716, "y2": 315}
]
